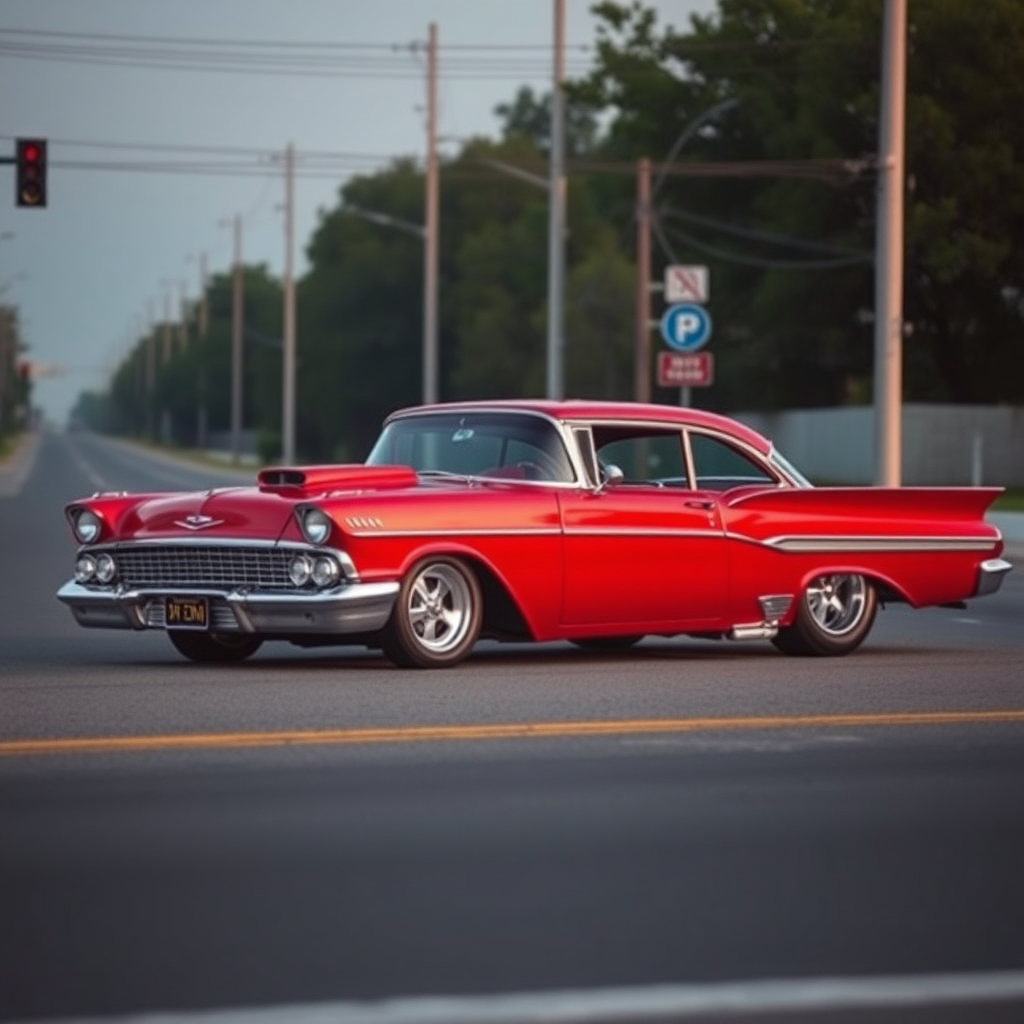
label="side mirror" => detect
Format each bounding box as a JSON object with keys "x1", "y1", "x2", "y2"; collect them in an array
[{"x1": 595, "y1": 462, "x2": 624, "y2": 494}]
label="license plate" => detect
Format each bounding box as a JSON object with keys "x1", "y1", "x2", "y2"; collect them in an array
[{"x1": 165, "y1": 596, "x2": 209, "y2": 630}]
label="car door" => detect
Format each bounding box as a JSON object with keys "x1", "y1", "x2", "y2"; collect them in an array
[{"x1": 558, "y1": 430, "x2": 728, "y2": 630}]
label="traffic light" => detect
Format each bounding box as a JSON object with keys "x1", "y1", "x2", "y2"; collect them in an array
[{"x1": 16, "y1": 138, "x2": 47, "y2": 208}]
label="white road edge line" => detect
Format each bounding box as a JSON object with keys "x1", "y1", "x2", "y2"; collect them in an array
[
  {"x1": 60, "y1": 433, "x2": 109, "y2": 492},
  {"x1": 16, "y1": 970, "x2": 1024, "y2": 1024}
]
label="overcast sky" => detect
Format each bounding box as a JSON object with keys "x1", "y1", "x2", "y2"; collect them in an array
[{"x1": 1, "y1": 0, "x2": 712, "y2": 425}]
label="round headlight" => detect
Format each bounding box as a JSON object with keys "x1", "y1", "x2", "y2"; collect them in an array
[
  {"x1": 74, "y1": 554, "x2": 97, "y2": 583},
  {"x1": 312, "y1": 556, "x2": 340, "y2": 588},
  {"x1": 288, "y1": 553, "x2": 314, "y2": 587},
  {"x1": 95, "y1": 553, "x2": 117, "y2": 583},
  {"x1": 73, "y1": 509, "x2": 102, "y2": 544},
  {"x1": 300, "y1": 508, "x2": 331, "y2": 545}
]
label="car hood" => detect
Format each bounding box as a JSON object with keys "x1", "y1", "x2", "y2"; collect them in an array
[
  {"x1": 116, "y1": 465, "x2": 420, "y2": 542},
  {"x1": 118, "y1": 488, "x2": 299, "y2": 541}
]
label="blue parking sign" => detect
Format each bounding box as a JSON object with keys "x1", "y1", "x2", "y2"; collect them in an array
[{"x1": 661, "y1": 303, "x2": 712, "y2": 352}]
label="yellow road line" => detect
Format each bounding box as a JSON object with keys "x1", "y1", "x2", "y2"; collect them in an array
[{"x1": 3, "y1": 709, "x2": 1024, "y2": 758}]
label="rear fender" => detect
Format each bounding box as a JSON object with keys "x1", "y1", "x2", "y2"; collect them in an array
[{"x1": 725, "y1": 486, "x2": 1005, "y2": 551}]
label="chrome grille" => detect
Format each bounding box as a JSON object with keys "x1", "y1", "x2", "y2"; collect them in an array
[{"x1": 113, "y1": 545, "x2": 295, "y2": 590}]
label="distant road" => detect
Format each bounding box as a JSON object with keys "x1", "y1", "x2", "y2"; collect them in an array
[{"x1": 2, "y1": 430, "x2": 1023, "y2": 1024}]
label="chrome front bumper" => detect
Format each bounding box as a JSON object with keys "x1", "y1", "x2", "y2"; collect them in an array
[{"x1": 56, "y1": 580, "x2": 400, "y2": 635}]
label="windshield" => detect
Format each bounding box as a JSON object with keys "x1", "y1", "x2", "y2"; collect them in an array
[
  {"x1": 366, "y1": 411, "x2": 576, "y2": 483},
  {"x1": 769, "y1": 445, "x2": 814, "y2": 488}
]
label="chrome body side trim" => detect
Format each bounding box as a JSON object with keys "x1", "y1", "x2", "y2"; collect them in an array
[{"x1": 759, "y1": 535, "x2": 1000, "y2": 554}]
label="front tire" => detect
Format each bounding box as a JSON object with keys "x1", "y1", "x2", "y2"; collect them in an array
[
  {"x1": 381, "y1": 557, "x2": 482, "y2": 668},
  {"x1": 168, "y1": 631, "x2": 263, "y2": 663},
  {"x1": 772, "y1": 573, "x2": 877, "y2": 656}
]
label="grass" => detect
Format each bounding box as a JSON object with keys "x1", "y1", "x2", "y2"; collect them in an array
[
  {"x1": 0, "y1": 431, "x2": 22, "y2": 467},
  {"x1": 993, "y1": 488, "x2": 1024, "y2": 511}
]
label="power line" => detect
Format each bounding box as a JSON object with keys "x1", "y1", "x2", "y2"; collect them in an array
[
  {"x1": 654, "y1": 218, "x2": 871, "y2": 271},
  {"x1": 0, "y1": 30, "x2": 597, "y2": 80},
  {"x1": 0, "y1": 135, "x2": 391, "y2": 161},
  {"x1": 658, "y1": 207, "x2": 872, "y2": 258},
  {"x1": 0, "y1": 26, "x2": 593, "y2": 52}
]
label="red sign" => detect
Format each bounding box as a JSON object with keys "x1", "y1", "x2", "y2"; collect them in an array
[{"x1": 657, "y1": 351, "x2": 714, "y2": 388}]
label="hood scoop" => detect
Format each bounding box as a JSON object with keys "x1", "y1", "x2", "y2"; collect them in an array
[{"x1": 258, "y1": 464, "x2": 418, "y2": 494}]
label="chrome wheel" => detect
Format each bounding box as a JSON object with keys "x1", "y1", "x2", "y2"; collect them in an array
[
  {"x1": 772, "y1": 572, "x2": 877, "y2": 657},
  {"x1": 806, "y1": 573, "x2": 869, "y2": 637},
  {"x1": 382, "y1": 557, "x2": 482, "y2": 668}
]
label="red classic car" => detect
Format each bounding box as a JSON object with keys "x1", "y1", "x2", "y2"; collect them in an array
[{"x1": 57, "y1": 400, "x2": 1012, "y2": 667}]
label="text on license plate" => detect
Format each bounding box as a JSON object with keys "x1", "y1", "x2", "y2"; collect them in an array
[{"x1": 165, "y1": 596, "x2": 209, "y2": 629}]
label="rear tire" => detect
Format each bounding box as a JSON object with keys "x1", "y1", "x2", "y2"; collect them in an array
[
  {"x1": 381, "y1": 557, "x2": 482, "y2": 668},
  {"x1": 772, "y1": 572, "x2": 877, "y2": 656},
  {"x1": 168, "y1": 631, "x2": 263, "y2": 663}
]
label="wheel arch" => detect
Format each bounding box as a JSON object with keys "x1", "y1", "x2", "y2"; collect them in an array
[
  {"x1": 787, "y1": 561, "x2": 909, "y2": 618},
  {"x1": 391, "y1": 542, "x2": 537, "y2": 642}
]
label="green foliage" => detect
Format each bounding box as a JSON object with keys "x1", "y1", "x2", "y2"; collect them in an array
[
  {"x1": 93, "y1": 0, "x2": 1024, "y2": 459},
  {"x1": 581, "y1": 0, "x2": 1024, "y2": 408}
]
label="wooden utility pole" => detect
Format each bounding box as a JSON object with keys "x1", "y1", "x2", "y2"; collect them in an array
[
  {"x1": 231, "y1": 214, "x2": 243, "y2": 464},
  {"x1": 874, "y1": 0, "x2": 907, "y2": 485},
  {"x1": 282, "y1": 142, "x2": 296, "y2": 463},
  {"x1": 424, "y1": 24, "x2": 439, "y2": 405},
  {"x1": 634, "y1": 157, "x2": 652, "y2": 405},
  {"x1": 547, "y1": 0, "x2": 566, "y2": 400}
]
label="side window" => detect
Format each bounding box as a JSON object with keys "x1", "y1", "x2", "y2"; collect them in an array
[
  {"x1": 689, "y1": 433, "x2": 777, "y2": 490},
  {"x1": 595, "y1": 432, "x2": 688, "y2": 486}
]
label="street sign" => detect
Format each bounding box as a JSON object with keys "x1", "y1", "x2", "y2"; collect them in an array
[
  {"x1": 658, "y1": 351, "x2": 714, "y2": 388},
  {"x1": 664, "y1": 265, "x2": 708, "y2": 303},
  {"x1": 660, "y1": 303, "x2": 712, "y2": 352}
]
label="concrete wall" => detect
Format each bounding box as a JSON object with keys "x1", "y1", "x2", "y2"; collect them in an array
[{"x1": 733, "y1": 404, "x2": 1024, "y2": 487}]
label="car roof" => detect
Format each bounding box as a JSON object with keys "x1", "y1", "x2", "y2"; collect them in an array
[{"x1": 386, "y1": 399, "x2": 774, "y2": 458}]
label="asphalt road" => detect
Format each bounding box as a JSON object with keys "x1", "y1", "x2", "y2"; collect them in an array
[{"x1": 2, "y1": 430, "x2": 1023, "y2": 1024}]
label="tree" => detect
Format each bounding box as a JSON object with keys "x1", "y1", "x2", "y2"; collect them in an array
[
  {"x1": 298, "y1": 159, "x2": 426, "y2": 460},
  {"x1": 578, "y1": 0, "x2": 1024, "y2": 408},
  {"x1": 495, "y1": 85, "x2": 601, "y2": 157}
]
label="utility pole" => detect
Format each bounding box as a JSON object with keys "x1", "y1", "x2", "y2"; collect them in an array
[
  {"x1": 874, "y1": 0, "x2": 906, "y2": 485},
  {"x1": 197, "y1": 251, "x2": 208, "y2": 448},
  {"x1": 547, "y1": 0, "x2": 566, "y2": 400},
  {"x1": 282, "y1": 142, "x2": 297, "y2": 463},
  {"x1": 634, "y1": 157, "x2": 652, "y2": 405},
  {"x1": 231, "y1": 214, "x2": 243, "y2": 464},
  {"x1": 162, "y1": 288, "x2": 172, "y2": 365},
  {"x1": 177, "y1": 280, "x2": 188, "y2": 352},
  {"x1": 423, "y1": 23, "x2": 439, "y2": 406},
  {"x1": 146, "y1": 298, "x2": 156, "y2": 439}
]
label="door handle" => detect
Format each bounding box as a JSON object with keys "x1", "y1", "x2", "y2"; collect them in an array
[{"x1": 685, "y1": 499, "x2": 715, "y2": 511}]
